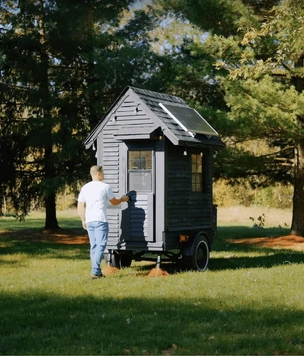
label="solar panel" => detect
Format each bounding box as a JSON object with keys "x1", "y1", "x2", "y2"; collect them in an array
[{"x1": 159, "y1": 103, "x2": 219, "y2": 137}]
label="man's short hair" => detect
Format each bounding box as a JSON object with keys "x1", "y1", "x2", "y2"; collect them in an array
[{"x1": 90, "y1": 165, "x2": 103, "y2": 176}]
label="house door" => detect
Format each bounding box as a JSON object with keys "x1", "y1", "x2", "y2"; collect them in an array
[{"x1": 124, "y1": 148, "x2": 155, "y2": 243}]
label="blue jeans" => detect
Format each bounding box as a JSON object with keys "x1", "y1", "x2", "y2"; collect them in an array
[{"x1": 86, "y1": 221, "x2": 109, "y2": 276}]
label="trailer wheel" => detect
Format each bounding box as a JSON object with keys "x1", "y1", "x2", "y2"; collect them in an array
[
  {"x1": 114, "y1": 251, "x2": 133, "y2": 269},
  {"x1": 104, "y1": 250, "x2": 133, "y2": 268},
  {"x1": 182, "y1": 235, "x2": 210, "y2": 271}
]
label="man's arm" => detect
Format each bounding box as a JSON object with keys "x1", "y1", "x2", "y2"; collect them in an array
[
  {"x1": 77, "y1": 201, "x2": 87, "y2": 229},
  {"x1": 109, "y1": 195, "x2": 129, "y2": 206}
]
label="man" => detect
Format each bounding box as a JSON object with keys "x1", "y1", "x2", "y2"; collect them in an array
[{"x1": 77, "y1": 165, "x2": 129, "y2": 279}]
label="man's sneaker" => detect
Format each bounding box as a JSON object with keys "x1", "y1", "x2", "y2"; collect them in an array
[{"x1": 90, "y1": 274, "x2": 105, "y2": 279}]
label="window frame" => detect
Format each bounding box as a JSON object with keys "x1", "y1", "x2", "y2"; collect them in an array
[
  {"x1": 127, "y1": 149, "x2": 153, "y2": 192},
  {"x1": 191, "y1": 153, "x2": 203, "y2": 193}
]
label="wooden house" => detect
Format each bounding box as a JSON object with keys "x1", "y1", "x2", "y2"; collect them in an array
[{"x1": 84, "y1": 86, "x2": 224, "y2": 271}]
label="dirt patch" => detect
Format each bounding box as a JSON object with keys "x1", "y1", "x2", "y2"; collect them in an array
[
  {"x1": 41, "y1": 229, "x2": 89, "y2": 244},
  {"x1": 0, "y1": 228, "x2": 89, "y2": 245},
  {"x1": 227, "y1": 234, "x2": 304, "y2": 251},
  {"x1": 102, "y1": 265, "x2": 120, "y2": 275},
  {"x1": 147, "y1": 267, "x2": 170, "y2": 277}
]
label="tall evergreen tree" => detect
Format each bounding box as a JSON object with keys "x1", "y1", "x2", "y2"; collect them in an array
[
  {"x1": 155, "y1": 0, "x2": 304, "y2": 235},
  {"x1": 0, "y1": 0, "x2": 163, "y2": 228}
]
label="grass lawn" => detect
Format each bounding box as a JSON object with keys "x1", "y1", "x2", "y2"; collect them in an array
[{"x1": 0, "y1": 207, "x2": 303, "y2": 355}]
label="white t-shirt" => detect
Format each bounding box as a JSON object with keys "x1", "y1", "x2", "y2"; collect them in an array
[{"x1": 77, "y1": 181, "x2": 115, "y2": 223}]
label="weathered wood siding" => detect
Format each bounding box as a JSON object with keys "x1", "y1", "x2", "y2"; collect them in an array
[
  {"x1": 100, "y1": 93, "x2": 155, "y2": 187},
  {"x1": 99, "y1": 93, "x2": 156, "y2": 246},
  {"x1": 127, "y1": 192, "x2": 154, "y2": 242},
  {"x1": 165, "y1": 141, "x2": 213, "y2": 232},
  {"x1": 107, "y1": 210, "x2": 120, "y2": 244}
]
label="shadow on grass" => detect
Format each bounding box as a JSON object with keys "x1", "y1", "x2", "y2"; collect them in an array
[
  {"x1": 0, "y1": 217, "x2": 81, "y2": 231},
  {"x1": 1, "y1": 225, "x2": 302, "y2": 272},
  {"x1": 217, "y1": 225, "x2": 290, "y2": 243},
  {"x1": 209, "y1": 225, "x2": 303, "y2": 271},
  {"x1": 131, "y1": 250, "x2": 304, "y2": 275},
  {"x1": 0, "y1": 291, "x2": 304, "y2": 355},
  {"x1": 209, "y1": 251, "x2": 304, "y2": 271},
  {"x1": 0, "y1": 238, "x2": 88, "y2": 264}
]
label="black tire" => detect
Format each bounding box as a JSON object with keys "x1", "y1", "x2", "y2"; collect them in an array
[
  {"x1": 182, "y1": 236, "x2": 210, "y2": 271},
  {"x1": 193, "y1": 236, "x2": 209, "y2": 271},
  {"x1": 114, "y1": 251, "x2": 133, "y2": 268}
]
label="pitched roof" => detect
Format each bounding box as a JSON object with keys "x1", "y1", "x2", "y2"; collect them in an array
[{"x1": 84, "y1": 86, "x2": 225, "y2": 149}]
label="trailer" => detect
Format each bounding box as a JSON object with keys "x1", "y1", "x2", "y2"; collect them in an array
[{"x1": 84, "y1": 86, "x2": 224, "y2": 271}]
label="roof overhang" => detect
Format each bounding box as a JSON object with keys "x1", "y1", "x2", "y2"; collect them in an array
[
  {"x1": 113, "y1": 125, "x2": 160, "y2": 140},
  {"x1": 177, "y1": 135, "x2": 225, "y2": 149}
]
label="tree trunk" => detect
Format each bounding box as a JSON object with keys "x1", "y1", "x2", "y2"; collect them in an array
[
  {"x1": 43, "y1": 143, "x2": 59, "y2": 230},
  {"x1": 290, "y1": 55, "x2": 304, "y2": 236},
  {"x1": 38, "y1": 2, "x2": 59, "y2": 231},
  {"x1": 44, "y1": 192, "x2": 59, "y2": 230},
  {"x1": 290, "y1": 138, "x2": 304, "y2": 236}
]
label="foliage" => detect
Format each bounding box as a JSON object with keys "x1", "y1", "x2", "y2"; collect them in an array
[
  {"x1": 153, "y1": 0, "x2": 304, "y2": 235},
  {"x1": 214, "y1": 179, "x2": 293, "y2": 209},
  {"x1": 249, "y1": 213, "x2": 265, "y2": 227},
  {"x1": 0, "y1": 0, "x2": 166, "y2": 227}
]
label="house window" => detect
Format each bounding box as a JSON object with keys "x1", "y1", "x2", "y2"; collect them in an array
[
  {"x1": 128, "y1": 150, "x2": 152, "y2": 191},
  {"x1": 191, "y1": 153, "x2": 203, "y2": 192}
]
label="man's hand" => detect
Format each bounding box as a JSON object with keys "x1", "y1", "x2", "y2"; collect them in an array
[
  {"x1": 82, "y1": 220, "x2": 87, "y2": 230},
  {"x1": 121, "y1": 195, "x2": 129, "y2": 202},
  {"x1": 110, "y1": 195, "x2": 130, "y2": 206}
]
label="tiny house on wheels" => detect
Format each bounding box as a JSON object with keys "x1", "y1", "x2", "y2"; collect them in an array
[{"x1": 84, "y1": 86, "x2": 224, "y2": 271}]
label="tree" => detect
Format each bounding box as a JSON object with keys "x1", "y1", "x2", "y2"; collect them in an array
[
  {"x1": 0, "y1": 0, "x2": 164, "y2": 229},
  {"x1": 155, "y1": 0, "x2": 304, "y2": 235}
]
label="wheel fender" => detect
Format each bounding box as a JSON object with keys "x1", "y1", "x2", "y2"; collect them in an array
[{"x1": 181, "y1": 232, "x2": 210, "y2": 257}]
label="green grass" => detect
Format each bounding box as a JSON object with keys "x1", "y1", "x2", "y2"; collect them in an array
[{"x1": 1, "y1": 210, "x2": 304, "y2": 355}]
